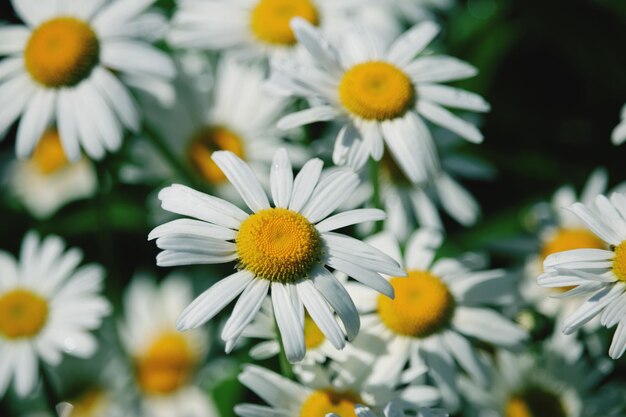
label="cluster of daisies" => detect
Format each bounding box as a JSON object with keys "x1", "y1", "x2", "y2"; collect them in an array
[{"x1": 1, "y1": 1, "x2": 625, "y2": 417}]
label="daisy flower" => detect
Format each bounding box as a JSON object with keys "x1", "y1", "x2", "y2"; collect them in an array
[
  {"x1": 348, "y1": 230, "x2": 527, "y2": 411},
  {"x1": 0, "y1": 232, "x2": 111, "y2": 397},
  {"x1": 149, "y1": 148, "x2": 403, "y2": 362},
  {"x1": 270, "y1": 19, "x2": 489, "y2": 185},
  {"x1": 376, "y1": 0, "x2": 455, "y2": 24},
  {"x1": 168, "y1": 0, "x2": 369, "y2": 61},
  {"x1": 0, "y1": 0, "x2": 175, "y2": 160},
  {"x1": 126, "y1": 53, "x2": 307, "y2": 195},
  {"x1": 523, "y1": 168, "x2": 616, "y2": 318},
  {"x1": 329, "y1": 400, "x2": 448, "y2": 417},
  {"x1": 4, "y1": 128, "x2": 96, "y2": 219},
  {"x1": 611, "y1": 103, "x2": 626, "y2": 146},
  {"x1": 118, "y1": 273, "x2": 218, "y2": 417},
  {"x1": 235, "y1": 362, "x2": 439, "y2": 417},
  {"x1": 538, "y1": 192, "x2": 626, "y2": 359}
]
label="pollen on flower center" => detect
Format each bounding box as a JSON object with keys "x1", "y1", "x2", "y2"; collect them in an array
[
  {"x1": 612, "y1": 241, "x2": 626, "y2": 282},
  {"x1": 187, "y1": 126, "x2": 246, "y2": 184},
  {"x1": 300, "y1": 389, "x2": 362, "y2": 417},
  {"x1": 505, "y1": 387, "x2": 566, "y2": 417},
  {"x1": 136, "y1": 332, "x2": 196, "y2": 395},
  {"x1": 250, "y1": 0, "x2": 319, "y2": 46},
  {"x1": 32, "y1": 129, "x2": 70, "y2": 175},
  {"x1": 236, "y1": 208, "x2": 321, "y2": 283},
  {"x1": 25, "y1": 17, "x2": 100, "y2": 88},
  {"x1": 339, "y1": 61, "x2": 415, "y2": 121},
  {"x1": 0, "y1": 289, "x2": 49, "y2": 339},
  {"x1": 304, "y1": 314, "x2": 325, "y2": 349},
  {"x1": 67, "y1": 389, "x2": 109, "y2": 417},
  {"x1": 541, "y1": 228, "x2": 605, "y2": 261},
  {"x1": 377, "y1": 270, "x2": 455, "y2": 338}
]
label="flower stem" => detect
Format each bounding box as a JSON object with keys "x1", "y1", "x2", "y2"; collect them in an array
[{"x1": 39, "y1": 362, "x2": 59, "y2": 415}]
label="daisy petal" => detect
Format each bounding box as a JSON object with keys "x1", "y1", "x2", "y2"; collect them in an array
[
  {"x1": 221, "y1": 279, "x2": 269, "y2": 343},
  {"x1": 289, "y1": 158, "x2": 324, "y2": 212},
  {"x1": 315, "y1": 209, "x2": 385, "y2": 232},
  {"x1": 271, "y1": 283, "x2": 305, "y2": 363},
  {"x1": 301, "y1": 169, "x2": 360, "y2": 223},
  {"x1": 270, "y1": 148, "x2": 293, "y2": 208},
  {"x1": 212, "y1": 151, "x2": 270, "y2": 213},
  {"x1": 15, "y1": 89, "x2": 56, "y2": 158},
  {"x1": 418, "y1": 100, "x2": 483, "y2": 143},
  {"x1": 297, "y1": 279, "x2": 345, "y2": 350},
  {"x1": 386, "y1": 21, "x2": 440, "y2": 67},
  {"x1": 277, "y1": 106, "x2": 340, "y2": 130}
]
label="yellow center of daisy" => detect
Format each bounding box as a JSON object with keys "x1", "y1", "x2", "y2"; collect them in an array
[
  {"x1": 32, "y1": 129, "x2": 70, "y2": 175},
  {"x1": 612, "y1": 241, "x2": 626, "y2": 282},
  {"x1": 541, "y1": 228, "x2": 605, "y2": 261},
  {"x1": 0, "y1": 289, "x2": 49, "y2": 339},
  {"x1": 67, "y1": 389, "x2": 109, "y2": 417},
  {"x1": 377, "y1": 270, "x2": 455, "y2": 338},
  {"x1": 25, "y1": 17, "x2": 100, "y2": 88},
  {"x1": 339, "y1": 61, "x2": 415, "y2": 121},
  {"x1": 187, "y1": 126, "x2": 246, "y2": 184},
  {"x1": 300, "y1": 390, "x2": 362, "y2": 417},
  {"x1": 237, "y1": 208, "x2": 321, "y2": 283},
  {"x1": 505, "y1": 388, "x2": 566, "y2": 417},
  {"x1": 250, "y1": 0, "x2": 319, "y2": 46},
  {"x1": 304, "y1": 314, "x2": 325, "y2": 349},
  {"x1": 136, "y1": 332, "x2": 196, "y2": 395}
]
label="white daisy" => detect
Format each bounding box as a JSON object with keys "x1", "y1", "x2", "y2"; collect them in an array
[
  {"x1": 348, "y1": 230, "x2": 527, "y2": 411},
  {"x1": 329, "y1": 400, "x2": 448, "y2": 417},
  {"x1": 148, "y1": 148, "x2": 404, "y2": 362},
  {"x1": 118, "y1": 273, "x2": 218, "y2": 417},
  {"x1": 168, "y1": 0, "x2": 370, "y2": 61},
  {"x1": 0, "y1": 0, "x2": 175, "y2": 160},
  {"x1": 269, "y1": 19, "x2": 489, "y2": 185},
  {"x1": 381, "y1": 0, "x2": 454, "y2": 23},
  {"x1": 4, "y1": 128, "x2": 96, "y2": 219},
  {"x1": 611, "y1": 103, "x2": 626, "y2": 146},
  {"x1": 234, "y1": 363, "x2": 439, "y2": 417},
  {"x1": 538, "y1": 192, "x2": 626, "y2": 359},
  {"x1": 0, "y1": 232, "x2": 111, "y2": 397}
]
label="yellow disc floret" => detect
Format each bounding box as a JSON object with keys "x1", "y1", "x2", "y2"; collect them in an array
[
  {"x1": 32, "y1": 129, "x2": 70, "y2": 175},
  {"x1": 377, "y1": 270, "x2": 455, "y2": 338},
  {"x1": 505, "y1": 388, "x2": 566, "y2": 417},
  {"x1": 237, "y1": 208, "x2": 321, "y2": 283},
  {"x1": 25, "y1": 17, "x2": 100, "y2": 88},
  {"x1": 0, "y1": 289, "x2": 49, "y2": 339},
  {"x1": 136, "y1": 332, "x2": 197, "y2": 395},
  {"x1": 339, "y1": 61, "x2": 414, "y2": 121},
  {"x1": 304, "y1": 314, "x2": 325, "y2": 349},
  {"x1": 188, "y1": 126, "x2": 246, "y2": 184},
  {"x1": 612, "y1": 241, "x2": 626, "y2": 282},
  {"x1": 300, "y1": 390, "x2": 362, "y2": 417},
  {"x1": 541, "y1": 228, "x2": 605, "y2": 261},
  {"x1": 250, "y1": 0, "x2": 319, "y2": 46},
  {"x1": 67, "y1": 389, "x2": 110, "y2": 417}
]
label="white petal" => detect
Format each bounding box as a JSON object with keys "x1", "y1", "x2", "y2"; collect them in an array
[
  {"x1": 0, "y1": 25, "x2": 30, "y2": 54},
  {"x1": 11, "y1": 0, "x2": 56, "y2": 26},
  {"x1": 271, "y1": 283, "x2": 305, "y2": 363},
  {"x1": 566, "y1": 202, "x2": 621, "y2": 245},
  {"x1": 452, "y1": 307, "x2": 527, "y2": 348},
  {"x1": 301, "y1": 169, "x2": 360, "y2": 223},
  {"x1": 101, "y1": 40, "x2": 175, "y2": 79},
  {"x1": 420, "y1": 337, "x2": 459, "y2": 412},
  {"x1": 14, "y1": 343, "x2": 37, "y2": 397},
  {"x1": 290, "y1": 18, "x2": 341, "y2": 74},
  {"x1": 93, "y1": 0, "x2": 156, "y2": 35},
  {"x1": 0, "y1": 74, "x2": 36, "y2": 138},
  {"x1": 419, "y1": 84, "x2": 490, "y2": 112},
  {"x1": 436, "y1": 173, "x2": 480, "y2": 226},
  {"x1": 238, "y1": 364, "x2": 309, "y2": 409},
  {"x1": 156, "y1": 250, "x2": 237, "y2": 267},
  {"x1": 315, "y1": 209, "x2": 385, "y2": 232},
  {"x1": 609, "y1": 319, "x2": 626, "y2": 359},
  {"x1": 418, "y1": 100, "x2": 483, "y2": 143},
  {"x1": 297, "y1": 279, "x2": 346, "y2": 350},
  {"x1": 56, "y1": 89, "x2": 81, "y2": 161},
  {"x1": 91, "y1": 67, "x2": 140, "y2": 132},
  {"x1": 326, "y1": 256, "x2": 393, "y2": 298},
  {"x1": 405, "y1": 228, "x2": 443, "y2": 270},
  {"x1": 149, "y1": 219, "x2": 237, "y2": 241},
  {"x1": 212, "y1": 151, "x2": 270, "y2": 213},
  {"x1": 562, "y1": 284, "x2": 624, "y2": 334},
  {"x1": 543, "y1": 248, "x2": 614, "y2": 269},
  {"x1": 386, "y1": 21, "x2": 440, "y2": 67},
  {"x1": 277, "y1": 106, "x2": 340, "y2": 130},
  {"x1": 441, "y1": 330, "x2": 488, "y2": 386},
  {"x1": 406, "y1": 56, "x2": 477, "y2": 83},
  {"x1": 16, "y1": 89, "x2": 56, "y2": 158},
  {"x1": 289, "y1": 158, "x2": 324, "y2": 212},
  {"x1": 222, "y1": 279, "x2": 269, "y2": 343},
  {"x1": 270, "y1": 148, "x2": 293, "y2": 208}
]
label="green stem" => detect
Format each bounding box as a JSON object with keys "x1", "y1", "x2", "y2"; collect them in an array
[
  {"x1": 369, "y1": 159, "x2": 384, "y2": 233},
  {"x1": 39, "y1": 363, "x2": 59, "y2": 414}
]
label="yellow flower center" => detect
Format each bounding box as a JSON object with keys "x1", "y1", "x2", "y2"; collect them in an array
[
  {"x1": 25, "y1": 17, "x2": 100, "y2": 88},
  {"x1": 31, "y1": 129, "x2": 70, "y2": 175},
  {"x1": 300, "y1": 390, "x2": 362, "y2": 417},
  {"x1": 250, "y1": 0, "x2": 319, "y2": 46},
  {"x1": 377, "y1": 270, "x2": 455, "y2": 338},
  {"x1": 136, "y1": 332, "x2": 197, "y2": 395},
  {"x1": 67, "y1": 389, "x2": 109, "y2": 417},
  {"x1": 187, "y1": 126, "x2": 246, "y2": 184},
  {"x1": 505, "y1": 388, "x2": 566, "y2": 417},
  {"x1": 0, "y1": 289, "x2": 49, "y2": 339},
  {"x1": 237, "y1": 208, "x2": 321, "y2": 283},
  {"x1": 304, "y1": 314, "x2": 325, "y2": 349},
  {"x1": 339, "y1": 61, "x2": 415, "y2": 121},
  {"x1": 541, "y1": 228, "x2": 605, "y2": 261},
  {"x1": 612, "y1": 241, "x2": 626, "y2": 282}
]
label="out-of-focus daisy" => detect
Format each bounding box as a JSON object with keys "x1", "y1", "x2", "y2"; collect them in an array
[
  {"x1": 0, "y1": 232, "x2": 110, "y2": 397},
  {"x1": 149, "y1": 149, "x2": 403, "y2": 362},
  {"x1": 611, "y1": 103, "x2": 626, "y2": 146},
  {"x1": 523, "y1": 168, "x2": 613, "y2": 318},
  {"x1": 348, "y1": 230, "x2": 526, "y2": 411},
  {"x1": 4, "y1": 129, "x2": 96, "y2": 219},
  {"x1": 460, "y1": 333, "x2": 611, "y2": 417},
  {"x1": 0, "y1": 0, "x2": 175, "y2": 160},
  {"x1": 328, "y1": 400, "x2": 448, "y2": 417},
  {"x1": 57, "y1": 389, "x2": 114, "y2": 417},
  {"x1": 118, "y1": 274, "x2": 218, "y2": 417},
  {"x1": 235, "y1": 363, "x2": 439, "y2": 417},
  {"x1": 538, "y1": 192, "x2": 626, "y2": 359},
  {"x1": 270, "y1": 19, "x2": 489, "y2": 185},
  {"x1": 168, "y1": 0, "x2": 370, "y2": 61},
  {"x1": 125, "y1": 53, "x2": 306, "y2": 196},
  {"x1": 376, "y1": 0, "x2": 455, "y2": 23}
]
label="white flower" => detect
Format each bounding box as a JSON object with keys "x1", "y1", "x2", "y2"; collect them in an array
[
  {"x1": 0, "y1": 0, "x2": 175, "y2": 160},
  {"x1": 118, "y1": 274, "x2": 218, "y2": 417},
  {"x1": 149, "y1": 148, "x2": 404, "y2": 362},
  {"x1": 235, "y1": 363, "x2": 439, "y2": 417},
  {"x1": 329, "y1": 400, "x2": 448, "y2": 417},
  {"x1": 347, "y1": 230, "x2": 527, "y2": 412},
  {"x1": 4, "y1": 128, "x2": 96, "y2": 219},
  {"x1": 168, "y1": 0, "x2": 371, "y2": 61},
  {"x1": 378, "y1": 0, "x2": 455, "y2": 23},
  {"x1": 270, "y1": 19, "x2": 489, "y2": 185},
  {"x1": 611, "y1": 103, "x2": 626, "y2": 146},
  {"x1": 0, "y1": 232, "x2": 111, "y2": 397},
  {"x1": 538, "y1": 192, "x2": 626, "y2": 359}
]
